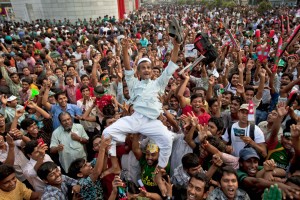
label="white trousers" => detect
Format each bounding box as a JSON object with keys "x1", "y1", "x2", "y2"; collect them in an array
[{"x1": 103, "y1": 112, "x2": 173, "y2": 168}]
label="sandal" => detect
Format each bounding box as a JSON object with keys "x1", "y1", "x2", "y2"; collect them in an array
[{"x1": 168, "y1": 16, "x2": 184, "y2": 43}]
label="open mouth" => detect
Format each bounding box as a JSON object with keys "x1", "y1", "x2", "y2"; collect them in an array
[
  {"x1": 187, "y1": 194, "x2": 195, "y2": 200},
  {"x1": 227, "y1": 188, "x2": 235, "y2": 196}
]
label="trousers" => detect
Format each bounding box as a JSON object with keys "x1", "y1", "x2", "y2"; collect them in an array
[{"x1": 103, "y1": 112, "x2": 173, "y2": 168}]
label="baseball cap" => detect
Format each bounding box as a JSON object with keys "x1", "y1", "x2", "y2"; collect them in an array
[
  {"x1": 239, "y1": 104, "x2": 249, "y2": 111},
  {"x1": 239, "y1": 147, "x2": 260, "y2": 161},
  {"x1": 283, "y1": 131, "x2": 291, "y2": 138},
  {"x1": 7, "y1": 95, "x2": 17, "y2": 102}
]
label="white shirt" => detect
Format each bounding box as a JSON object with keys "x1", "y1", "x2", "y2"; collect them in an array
[
  {"x1": 50, "y1": 123, "x2": 89, "y2": 173},
  {"x1": 77, "y1": 98, "x2": 100, "y2": 131},
  {"x1": 23, "y1": 154, "x2": 53, "y2": 192},
  {"x1": 0, "y1": 140, "x2": 28, "y2": 181},
  {"x1": 72, "y1": 51, "x2": 82, "y2": 65},
  {"x1": 222, "y1": 122, "x2": 265, "y2": 157}
]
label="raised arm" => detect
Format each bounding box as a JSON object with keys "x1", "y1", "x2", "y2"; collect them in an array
[
  {"x1": 131, "y1": 134, "x2": 143, "y2": 160},
  {"x1": 255, "y1": 68, "x2": 266, "y2": 100},
  {"x1": 176, "y1": 73, "x2": 189, "y2": 109},
  {"x1": 280, "y1": 77, "x2": 300, "y2": 95},
  {"x1": 3, "y1": 135, "x2": 15, "y2": 165},
  {"x1": 91, "y1": 55, "x2": 101, "y2": 87},
  {"x1": 267, "y1": 102, "x2": 288, "y2": 145},
  {"x1": 42, "y1": 87, "x2": 52, "y2": 111},
  {"x1": 90, "y1": 136, "x2": 111, "y2": 182},
  {"x1": 27, "y1": 101, "x2": 51, "y2": 119},
  {"x1": 121, "y1": 38, "x2": 131, "y2": 71},
  {"x1": 10, "y1": 109, "x2": 25, "y2": 131}
]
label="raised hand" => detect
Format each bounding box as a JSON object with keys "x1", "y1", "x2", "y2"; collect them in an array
[
  {"x1": 260, "y1": 68, "x2": 267, "y2": 78},
  {"x1": 238, "y1": 63, "x2": 245, "y2": 73},
  {"x1": 115, "y1": 56, "x2": 121, "y2": 65},
  {"x1": 236, "y1": 83, "x2": 245, "y2": 94},
  {"x1": 27, "y1": 101, "x2": 37, "y2": 109},
  {"x1": 5, "y1": 134, "x2": 14, "y2": 148},
  {"x1": 93, "y1": 54, "x2": 101, "y2": 63},
  {"x1": 263, "y1": 159, "x2": 276, "y2": 171},
  {"x1": 188, "y1": 112, "x2": 199, "y2": 127},
  {"x1": 100, "y1": 135, "x2": 111, "y2": 150},
  {"x1": 1, "y1": 95, "x2": 7, "y2": 105},
  {"x1": 290, "y1": 124, "x2": 300, "y2": 139},
  {"x1": 208, "y1": 75, "x2": 215, "y2": 85},
  {"x1": 276, "y1": 102, "x2": 288, "y2": 117},
  {"x1": 121, "y1": 38, "x2": 130, "y2": 50}
]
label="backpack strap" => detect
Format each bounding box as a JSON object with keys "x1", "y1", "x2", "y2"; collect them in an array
[
  {"x1": 227, "y1": 124, "x2": 233, "y2": 145},
  {"x1": 249, "y1": 123, "x2": 255, "y2": 141}
]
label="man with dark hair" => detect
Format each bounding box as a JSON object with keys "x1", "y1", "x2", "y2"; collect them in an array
[
  {"x1": 42, "y1": 89, "x2": 82, "y2": 129},
  {"x1": 221, "y1": 96, "x2": 244, "y2": 129},
  {"x1": 37, "y1": 161, "x2": 80, "y2": 199},
  {"x1": 172, "y1": 153, "x2": 204, "y2": 200},
  {"x1": 207, "y1": 166, "x2": 250, "y2": 200},
  {"x1": 23, "y1": 141, "x2": 53, "y2": 192},
  {"x1": 186, "y1": 172, "x2": 210, "y2": 200},
  {"x1": 208, "y1": 116, "x2": 224, "y2": 137},
  {"x1": 0, "y1": 164, "x2": 40, "y2": 199},
  {"x1": 172, "y1": 153, "x2": 203, "y2": 188},
  {"x1": 103, "y1": 38, "x2": 180, "y2": 196},
  {"x1": 50, "y1": 112, "x2": 89, "y2": 173},
  {"x1": 0, "y1": 57, "x2": 21, "y2": 101},
  {"x1": 237, "y1": 147, "x2": 297, "y2": 199},
  {"x1": 221, "y1": 90, "x2": 234, "y2": 112}
]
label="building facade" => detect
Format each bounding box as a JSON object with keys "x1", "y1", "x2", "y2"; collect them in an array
[{"x1": 9, "y1": 0, "x2": 139, "y2": 22}]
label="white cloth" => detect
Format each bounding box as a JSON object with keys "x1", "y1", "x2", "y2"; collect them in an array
[
  {"x1": 50, "y1": 123, "x2": 89, "y2": 173},
  {"x1": 77, "y1": 98, "x2": 100, "y2": 132},
  {"x1": 222, "y1": 122, "x2": 265, "y2": 157},
  {"x1": 0, "y1": 140, "x2": 28, "y2": 182},
  {"x1": 103, "y1": 112, "x2": 173, "y2": 168}
]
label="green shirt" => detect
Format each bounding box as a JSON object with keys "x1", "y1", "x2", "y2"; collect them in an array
[
  {"x1": 139, "y1": 155, "x2": 170, "y2": 194},
  {"x1": 237, "y1": 166, "x2": 263, "y2": 183},
  {"x1": 268, "y1": 143, "x2": 289, "y2": 170},
  {"x1": 237, "y1": 166, "x2": 264, "y2": 199}
]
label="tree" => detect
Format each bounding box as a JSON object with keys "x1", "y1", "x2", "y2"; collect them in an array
[{"x1": 257, "y1": 1, "x2": 272, "y2": 14}]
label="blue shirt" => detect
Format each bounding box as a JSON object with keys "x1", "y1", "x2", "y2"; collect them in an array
[
  {"x1": 41, "y1": 175, "x2": 77, "y2": 200},
  {"x1": 78, "y1": 176, "x2": 103, "y2": 200},
  {"x1": 125, "y1": 61, "x2": 178, "y2": 119},
  {"x1": 50, "y1": 104, "x2": 82, "y2": 129},
  {"x1": 139, "y1": 38, "x2": 149, "y2": 47}
]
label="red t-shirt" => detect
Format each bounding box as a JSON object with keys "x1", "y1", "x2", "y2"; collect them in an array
[
  {"x1": 182, "y1": 105, "x2": 211, "y2": 125},
  {"x1": 75, "y1": 87, "x2": 94, "y2": 101}
]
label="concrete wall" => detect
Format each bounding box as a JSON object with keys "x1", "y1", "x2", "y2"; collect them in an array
[{"x1": 10, "y1": 0, "x2": 119, "y2": 22}]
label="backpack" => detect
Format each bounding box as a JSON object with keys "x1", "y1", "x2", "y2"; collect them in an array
[
  {"x1": 227, "y1": 123, "x2": 255, "y2": 145},
  {"x1": 194, "y1": 33, "x2": 218, "y2": 65}
]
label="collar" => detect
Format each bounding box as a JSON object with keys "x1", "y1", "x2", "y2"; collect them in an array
[{"x1": 141, "y1": 79, "x2": 151, "y2": 84}]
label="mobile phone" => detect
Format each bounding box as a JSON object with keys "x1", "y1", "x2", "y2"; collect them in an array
[{"x1": 37, "y1": 138, "x2": 45, "y2": 145}]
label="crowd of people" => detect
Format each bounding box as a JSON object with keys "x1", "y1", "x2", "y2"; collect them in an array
[{"x1": 0, "y1": 3, "x2": 299, "y2": 200}]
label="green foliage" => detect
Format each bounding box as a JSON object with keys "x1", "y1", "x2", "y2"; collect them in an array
[
  {"x1": 177, "y1": 0, "x2": 186, "y2": 4},
  {"x1": 200, "y1": 0, "x2": 236, "y2": 8},
  {"x1": 257, "y1": 1, "x2": 272, "y2": 14}
]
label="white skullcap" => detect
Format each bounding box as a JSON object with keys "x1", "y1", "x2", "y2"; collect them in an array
[{"x1": 137, "y1": 58, "x2": 152, "y2": 66}]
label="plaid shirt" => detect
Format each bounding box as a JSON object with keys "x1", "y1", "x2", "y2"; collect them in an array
[
  {"x1": 41, "y1": 175, "x2": 78, "y2": 200},
  {"x1": 207, "y1": 187, "x2": 250, "y2": 200}
]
